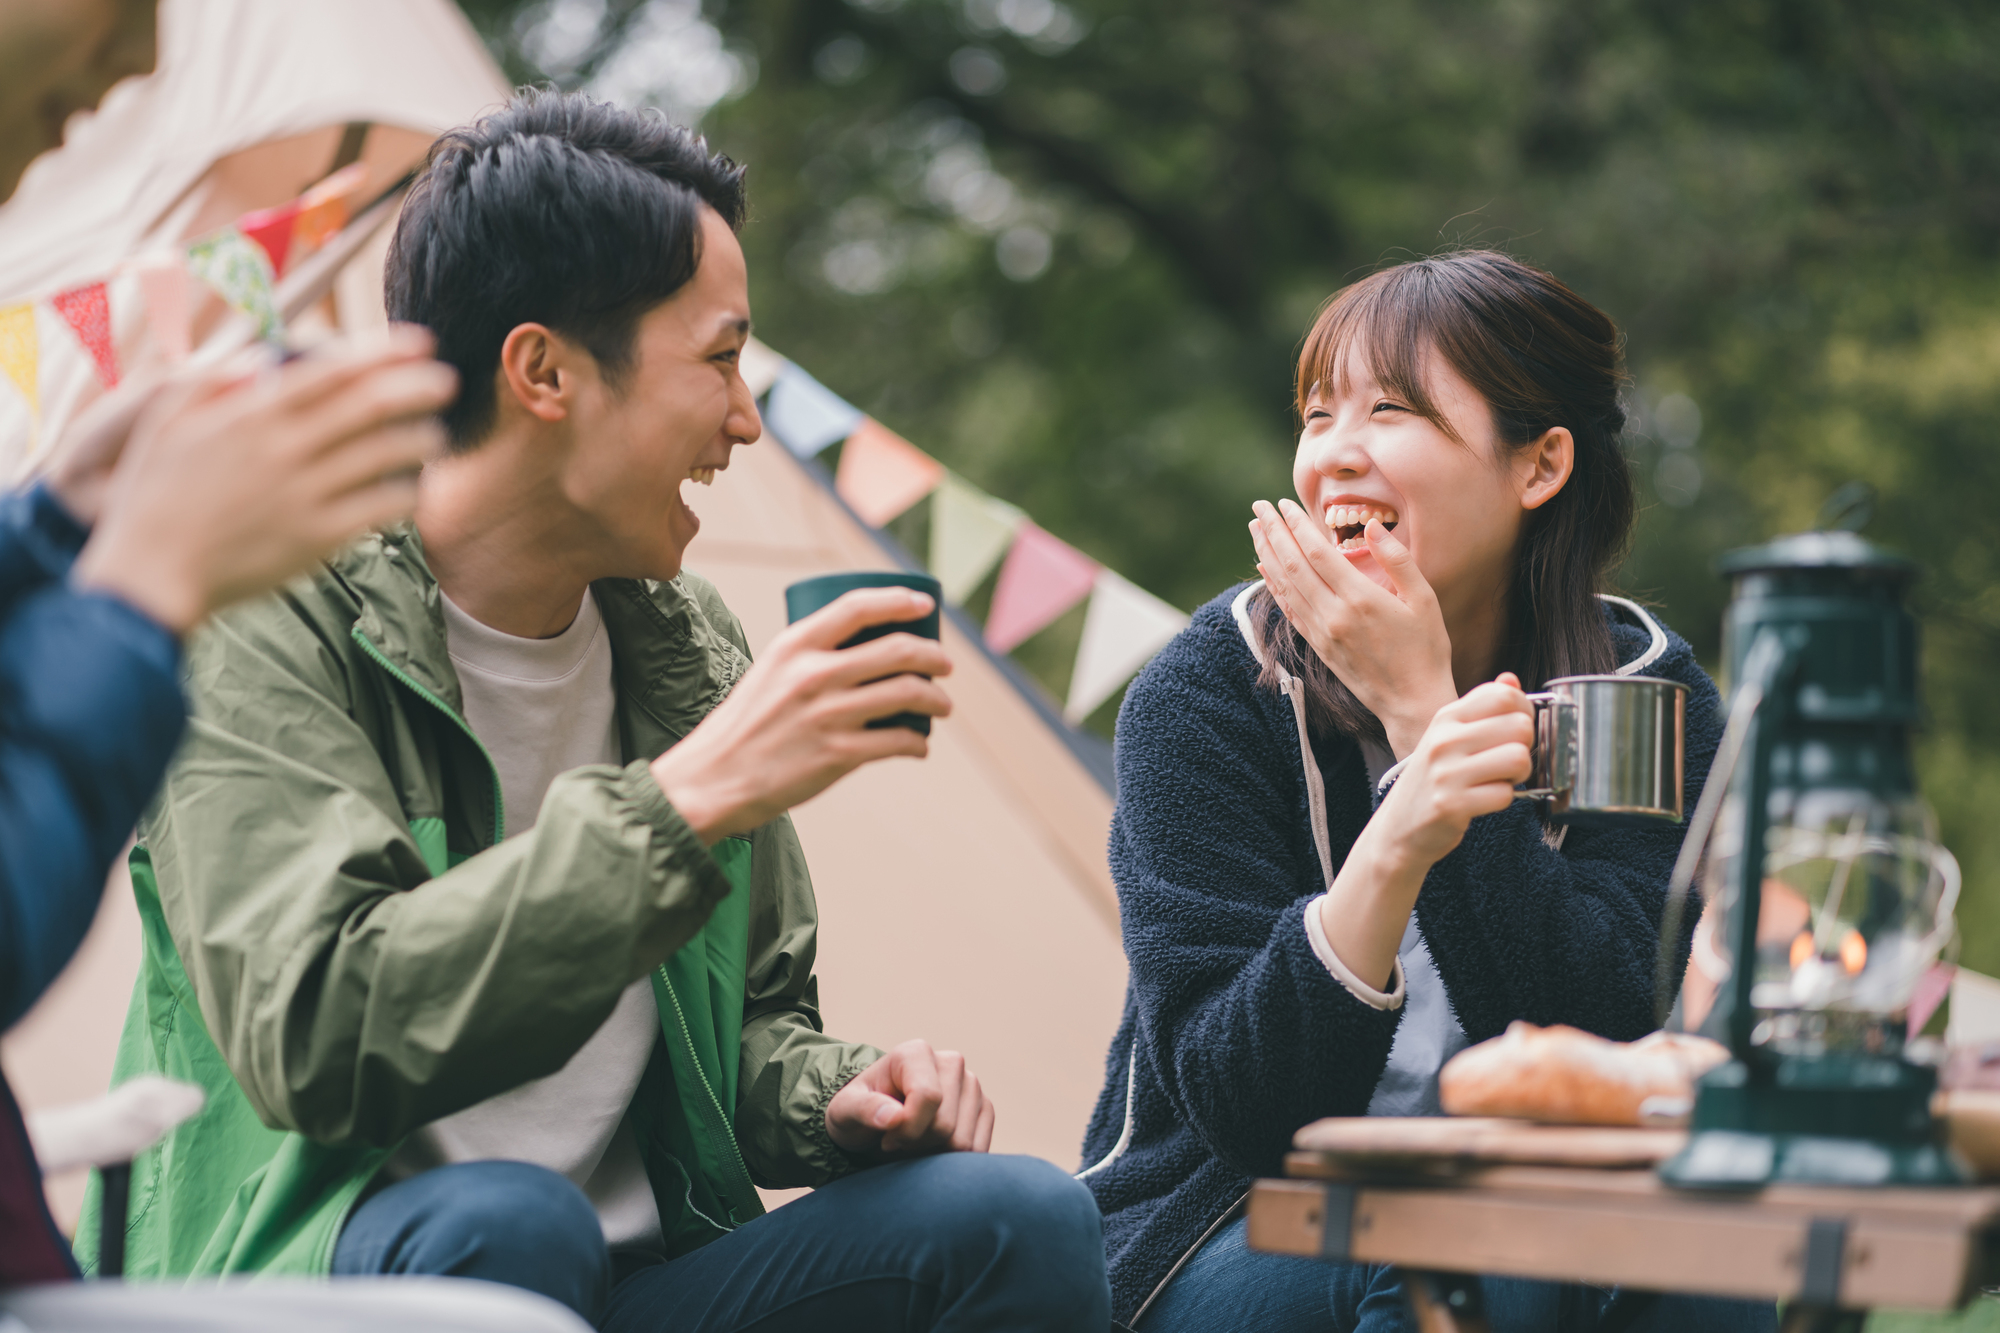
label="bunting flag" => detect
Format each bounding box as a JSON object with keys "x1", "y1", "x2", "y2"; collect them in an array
[
  {"x1": 186, "y1": 228, "x2": 282, "y2": 342},
  {"x1": 764, "y1": 362, "x2": 863, "y2": 457},
  {"x1": 1909, "y1": 961, "x2": 1955, "y2": 1039},
  {"x1": 49, "y1": 282, "x2": 118, "y2": 388},
  {"x1": 1064, "y1": 569, "x2": 1191, "y2": 722},
  {"x1": 835, "y1": 418, "x2": 945, "y2": 527},
  {"x1": 985, "y1": 521, "x2": 1099, "y2": 653},
  {"x1": 0, "y1": 304, "x2": 37, "y2": 424},
  {"x1": 291, "y1": 162, "x2": 367, "y2": 254},
  {"x1": 237, "y1": 199, "x2": 302, "y2": 277},
  {"x1": 739, "y1": 336, "x2": 785, "y2": 398},
  {"x1": 930, "y1": 472, "x2": 1024, "y2": 603},
  {"x1": 134, "y1": 255, "x2": 193, "y2": 364}
]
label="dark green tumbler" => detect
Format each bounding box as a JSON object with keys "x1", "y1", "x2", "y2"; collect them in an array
[{"x1": 783, "y1": 571, "x2": 942, "y2": 735}]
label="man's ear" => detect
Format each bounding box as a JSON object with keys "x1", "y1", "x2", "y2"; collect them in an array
[
  {"x1": 1518, "y1": 426, "x2": 1575, "y2": 511},
  {"x1": 496, "y1": 323, "x2": 571, "y2": 424}
]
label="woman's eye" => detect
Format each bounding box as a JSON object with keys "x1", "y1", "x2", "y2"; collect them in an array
[{"x1": 1372, "y1": 400, "x2": 1406, "y2": 415}]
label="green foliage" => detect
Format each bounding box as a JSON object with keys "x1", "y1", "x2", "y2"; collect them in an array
[{"x1": 460, "y1": 0, "x2": 2000, "y2": 967}]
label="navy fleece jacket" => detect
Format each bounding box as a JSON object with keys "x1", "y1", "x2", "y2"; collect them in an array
[{"x1": 1078, "y1": 583, "x2": 1722, "y2": 1321}]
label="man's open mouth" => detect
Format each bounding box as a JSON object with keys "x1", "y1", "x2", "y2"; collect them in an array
[
  {"x1": 1323, "y1": 504, "x2": 1399, "y2": 552},
  {"x1": 687, "y1": 466, "x2": 718, "y2": 486}
]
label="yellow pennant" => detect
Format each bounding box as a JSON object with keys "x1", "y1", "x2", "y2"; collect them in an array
[{"x1": 0, "y1": 303, "x2": 36, "y2": 423}]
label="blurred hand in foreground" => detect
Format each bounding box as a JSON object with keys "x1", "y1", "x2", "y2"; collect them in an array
[
  {"x1": 649, "y1": 586, "x2": 953, "y2": 842},
  {"x1": 57, "y1": 326, "x2": 456, "y2": 634},
  {"x1": 825, "y1": 1038, "x2": 995, "y2": 1158}
]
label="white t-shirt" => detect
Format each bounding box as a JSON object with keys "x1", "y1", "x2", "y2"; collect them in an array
[{"x1": 386, "y1": 588, "x2": 664, "y2": 1253}]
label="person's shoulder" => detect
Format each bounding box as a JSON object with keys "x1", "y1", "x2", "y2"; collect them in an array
[
  {"x1": 1601, "y1": 596, "x2": 1717, "y2": 698},
  {"x1": 1120, "y1": 581, "x2": 1269, "y2": 726}
]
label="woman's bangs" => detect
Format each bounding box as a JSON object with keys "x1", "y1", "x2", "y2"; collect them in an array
[{"x1": 1294, "y1": 272, "x2": 1446, "y2": 433}]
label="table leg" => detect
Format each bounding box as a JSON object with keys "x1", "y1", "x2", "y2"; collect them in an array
[
  {"x1": 1398, "y1": 1269, "x2": 1491, "y2": 1333},
  {"x1": 1778, "y1": 1306, "x2": 1866, "y2": 1333}
]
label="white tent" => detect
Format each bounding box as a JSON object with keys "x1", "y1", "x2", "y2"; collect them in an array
[{"x1": 0, "y1": 0, "x2": 1128, "y2": 1228}]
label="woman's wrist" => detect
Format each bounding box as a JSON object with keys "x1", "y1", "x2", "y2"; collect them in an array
[{"x1": 1379, "y1": 684, "x2": 1457, "y2": 760}]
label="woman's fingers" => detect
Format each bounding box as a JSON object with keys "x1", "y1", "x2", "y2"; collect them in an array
[{"x1": 1362, "y1": 518, "x2": 1434, "y2": 608}]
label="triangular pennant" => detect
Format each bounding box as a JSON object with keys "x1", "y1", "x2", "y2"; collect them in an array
[
  {"x1": 835, "y1": 418, "x2": 945, "y2": 527},
  {"x1": 1064, "y1": 569, "x2": 1190, "y2": 722},
  {"x1": 0, "y1": 304, "x2": 38, "y2": 422},
  {"x1": 290, "y1": 163, "x2": 367, "y2": 256},
  {"x1": 985, "y1": 521, "x2": 1099, "y2": 654},
  {"x1": 186, "y1": 228, "x2": 282, "y2": 342},
  {"x1": 764, "y1": 362, "x2": 863, "y2": 457},
  {"x1": 134, "y1": 255, "x2": 193, "y2": 364},
  {"x1": 1909, "y1": 962, "x2": 1955, "y2": 1040},
  {"x1": 50, "y1": 282, "x2": 119, "y2": 389},
  {"x1": 236, "y1": 199, "x2": 302, "y2": 277},
  {"x1": 738, "y1": 336, "x2": 785, "y2": 398},
  {"x1": 930, "y1": 473, "x2": 1024, "y2": 603}
]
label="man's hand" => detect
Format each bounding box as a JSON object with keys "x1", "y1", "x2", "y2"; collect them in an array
[
  {"x1": 825, "y1": 1039, "x2": 995, "y2": 1159},
  {"x1": 69, "y1": 327, "x2": 456, "y2": 634},
  {"x1": 649, "y1": 588, "x2": 953, "y2": 843}
]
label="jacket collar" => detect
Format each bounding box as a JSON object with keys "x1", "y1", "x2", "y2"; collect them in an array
[{"x1": 333, "y1": 525, "x2": 747, "y2": 749}]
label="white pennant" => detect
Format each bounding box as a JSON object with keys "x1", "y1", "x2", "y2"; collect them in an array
[
  {"x1": 1064, "y1": 568, "x2": 1189, "y2": 723},
  {"x1": 930, "y1": 472, "x2": 1024, "y2": 604}
]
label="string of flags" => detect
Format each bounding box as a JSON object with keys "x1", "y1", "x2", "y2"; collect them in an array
[
  {"x1": 740, "y1": 338, "x2": 1190, "y2": 725},
  {"x1": 0, "y1": 164, "x2": 370, "y2": 456}
]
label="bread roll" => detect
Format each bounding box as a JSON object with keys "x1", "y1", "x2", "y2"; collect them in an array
[{"x1": 1438, "y1": 1022, "x2": 1729, "y2": 1126}]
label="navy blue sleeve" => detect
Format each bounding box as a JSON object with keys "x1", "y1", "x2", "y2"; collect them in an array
[
  {"x1": 0, "y1": 484, "x2": 90, "y2": 614},
  {"x1": 0, "y1": 563, "x2": 185, "y2": 1029},
  {"x1": 1413, "y1": 630, "x2": 1724, "y2": 1044},
  {"x1": 1110, "y1": 603, "x2": 1401, "y2": 1179}
]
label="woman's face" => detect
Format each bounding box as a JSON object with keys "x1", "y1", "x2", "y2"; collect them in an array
[{"x1": 1292, "y1": 344, "x2": 1564, "y2": 614}]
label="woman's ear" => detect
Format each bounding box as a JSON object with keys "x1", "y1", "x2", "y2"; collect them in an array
[
  {"x1": 496, "y1": 323, "x2": 570, "y2": 424},
  {"x1": 1518, "y1": 427, "x2": 1575, "y2": 511}
]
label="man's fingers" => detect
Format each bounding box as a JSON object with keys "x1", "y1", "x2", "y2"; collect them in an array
[
  {"x1": 814, "y1": 632, "x2": 953, "y2": 688},
  {"x1": 884, "y1": 1043, "x2": 942, "y2": 1148},
  {"x1": 924, "y1": 1051, "x2": 965, "y2": 1149},
  {"x1": 788, "y1": 587, "x2": 937, "y2": 653},
  {"x1": 949, "y1": 1071, "x2": 983, "y2": 1152},
  {"x1": 824, "y1": 675, "x2": 953, "y2": 732},
  {"x1": 972, "y1": 1096, "x2": 996, "y2": 1153}
]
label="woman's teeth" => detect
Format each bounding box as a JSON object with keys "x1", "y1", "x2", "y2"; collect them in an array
[
  {"x1": 1324, "y1": 504, "x2": 1399, "y2": 551},
  {"x1": 687, "y1": 466, "x2": 717, "y2": 486}
]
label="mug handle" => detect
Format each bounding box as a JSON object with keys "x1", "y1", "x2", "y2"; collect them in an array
[{"x1": 1513, "y1": 691, "x2": 1573, "y2": 801}]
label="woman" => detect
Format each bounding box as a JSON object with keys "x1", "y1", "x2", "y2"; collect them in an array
[{"x1": 1079, "y1": 252, "x2": 1770, "y2": 1331}]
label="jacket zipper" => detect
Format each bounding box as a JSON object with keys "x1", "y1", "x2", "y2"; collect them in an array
[
  {"x1": 654, "y1": 961, "x2": 757, "y2": 1216},
  {"x1": 350, "y1": 627, "x2": 506, "y2": 844}
]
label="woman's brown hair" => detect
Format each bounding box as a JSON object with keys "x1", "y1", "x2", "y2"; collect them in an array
[{"x1": 1253, "y1": 250, "x2": 1636, "y2": 741}]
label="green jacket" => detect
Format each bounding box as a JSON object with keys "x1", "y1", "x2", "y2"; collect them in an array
[{"x1": 77, "y1": 527, "x2": 881, "y2": 1277}]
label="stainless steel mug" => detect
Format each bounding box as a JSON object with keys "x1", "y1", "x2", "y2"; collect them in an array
[{"x1": 1515, "y1": 674, "x2": 1687, "y2": 826}]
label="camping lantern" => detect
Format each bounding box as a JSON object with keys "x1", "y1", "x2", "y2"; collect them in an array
[{"x1": 1660, "y1": 529, "x2": 1964, "y2": 1189}]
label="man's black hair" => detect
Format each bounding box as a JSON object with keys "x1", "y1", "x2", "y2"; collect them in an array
[{"x1": 385, "y1": 88, "x2": 747, "y2": 448}]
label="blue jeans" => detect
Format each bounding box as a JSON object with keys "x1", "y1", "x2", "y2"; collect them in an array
[
  {"x1": 332, "y1": 1155, "x2": 1109, "y2": 1332},
  {"x1": 1140, "y1": 1217, "x2": 1777, "y2": 1332}
]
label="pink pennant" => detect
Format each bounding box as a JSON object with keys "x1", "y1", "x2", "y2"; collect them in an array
[
  {"x1": 984, "y1": 521, "x2": 1099, "y2": 653},
  {"x1": 135, "y1": 258, "x2": 192, "y2": 364},
  {"x1": 49, "y1": 282, "x2": 118, "y2": 388},
  {"x1": 835, "y1": 419, "x2": 945, "y2": 527},
  {"x1": 237, "y1": 199, "x2": 302, "y2": 277}
]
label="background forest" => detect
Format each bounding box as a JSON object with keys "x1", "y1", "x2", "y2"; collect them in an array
[{"x1": 454, "y1": 0, "x2": 2000, "y2": 971}]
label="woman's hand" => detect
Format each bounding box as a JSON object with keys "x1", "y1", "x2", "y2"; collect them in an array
[
  {"x1": 1316, "y1": 674, "x2": 1535, "y2": 987},
  {"x1": 1249, "y1": 498, "x2": 1456, "y2": 758}
]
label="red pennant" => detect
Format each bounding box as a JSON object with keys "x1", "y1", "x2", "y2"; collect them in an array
[
  {"x1": 49, "y1": 282, "x2": 118, "y2": 389},
  {"x1": 984, "y1": 521, "x2": 1099, "y2": 653},
  {"x1": 237, "y1": 200, "x2": 302, "y2": 277}
]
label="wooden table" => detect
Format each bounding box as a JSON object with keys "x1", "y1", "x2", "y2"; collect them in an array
[{"x1": 1248, "y1": 1127, "x2": 2000, "y2": 1333}]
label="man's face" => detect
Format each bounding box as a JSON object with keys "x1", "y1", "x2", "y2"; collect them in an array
[
  {"x1": 0, "y1": 0, "x2": 157, "y2": 205},
  {"x1": 559, "y1": 205, "x2": 762, "y2": 580}
]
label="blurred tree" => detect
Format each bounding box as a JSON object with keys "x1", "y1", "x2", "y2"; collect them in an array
[{"x1": 458, "y1": 0, "x2": 2000, "y2": 971}]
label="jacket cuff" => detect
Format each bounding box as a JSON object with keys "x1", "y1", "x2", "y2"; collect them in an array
[
  {"x1": 617, "y1": 758, "x2": 732, "y2": 906},
  {"x1": 800, "y1": 1051, "x2": 884, "y2": 1182},
  {"x1": 1302, "y1": 895, "x2": 1405, "y2": 1010}
]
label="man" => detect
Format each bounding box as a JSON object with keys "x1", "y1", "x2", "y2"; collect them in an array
[{"x1": 93, "y1": 90, "x2": 1110, "y2": 1331}]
